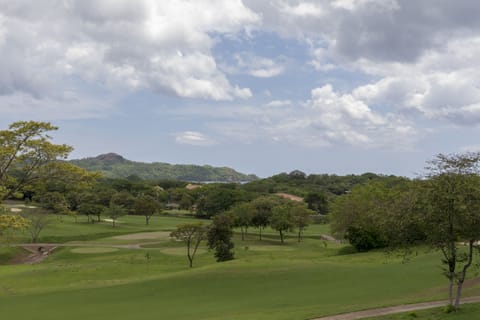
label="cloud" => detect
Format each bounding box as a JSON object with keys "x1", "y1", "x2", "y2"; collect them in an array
[
  {"x1": 241, "y1": 1, "x2": 480, "y2": 127},
  {"x1": 0, "y1": 0, "x2": 259, "y2": 119},
  {"x1": 175, "y1": 131, "x2": 216, "y2": 146},
  {"x1": 265, "y1": 100, "x2": 292, "y2": 107},
  {"x1": 233, "y1": 52, "x2": 285, "y2": 78},
  {"x1": 171, "y1": 84, "x2": 415, "y2": 149}
]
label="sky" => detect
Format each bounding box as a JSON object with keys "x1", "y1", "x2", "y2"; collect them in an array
[{"x1": 1, "y1": 0, "x2": 480, "y2": 178}]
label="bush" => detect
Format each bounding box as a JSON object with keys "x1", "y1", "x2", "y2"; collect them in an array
[{"x1": 345, "y1": 226, "x2": 387, "y2": 252}]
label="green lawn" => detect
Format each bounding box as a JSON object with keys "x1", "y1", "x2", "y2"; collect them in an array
[{"x1": 0, "y1": 215, "x2": 479, "y2": 320}]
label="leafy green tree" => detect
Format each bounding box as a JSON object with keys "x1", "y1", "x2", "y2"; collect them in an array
[
  {"x1": 134, "y1": 195, "x2": 161, "y2": 225},
  {"x1": 103, "y1": 203, "x2": 126, "y2": 228},
  {"x1": 0, "y1": 121, "x2": 73, "y2": 202},
  {"x1": 78, "y1": 203, "x2": 105, "y2": 223},
  {"x1": 291, "y1": 203, "x2": 314, "y2": 242},
  {"x1": 419, "y1": 153, "x2": 480, "y2": 310},
  {"x1": 250, "y1": 196, "x2": 278, "y2": 240},
  {"x1": 305, "y1": 192, "x2": 329, "y2": 214},
  {"x1": 110, "y1": 191, "x2": 136, "y2": 215},
  {"x1": 270, "y1": 203, "x2": 295, "y2": 244},
  {"x1": 230, "y1": 202, "x2": 253, "y2": 241},
  {"x1": 207, "y1": 214, "x2": 235, "y2": 262},
  {"x1": 329, "y1": 180, "x2": 411, "y2": 250},
  {"x1": 0, "y1": 213, "x2": 29, "y2": 243},
  {"x1": 170, "y1": 223, "x2": 208, "y2": 268}
]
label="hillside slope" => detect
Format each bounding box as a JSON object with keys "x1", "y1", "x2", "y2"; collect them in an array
[{"x1": 69, "y1": 153, "x2": 258, "y2": 182}]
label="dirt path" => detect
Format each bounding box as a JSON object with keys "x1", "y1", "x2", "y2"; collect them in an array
[{"x1": 311, "y1": 296, "x2": 480, "y2": 320}]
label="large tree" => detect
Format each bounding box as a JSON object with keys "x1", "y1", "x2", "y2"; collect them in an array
[
  {"x1": 134, "y1": 195, "x2": 161, "y2": 225},
  {"x1": 170, "y1": 223, "x2": 208, "y2": 268},
  {"x1": 207, "y1": 214, "x2": 235, "y2": 262},
  {"x1": 420, "y1": 153, "x2": 480, "y2": 310},
  {"x1": 270, "y1": 203, "x2": 295, "y2": 244},
  {"x1": 0, "y1": 121, "x2": 72, "y2": 201}
]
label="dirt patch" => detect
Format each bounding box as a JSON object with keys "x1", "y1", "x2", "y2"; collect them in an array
[
  {"x1": 275, "y1": 193, "x2": 304, "y2": 202},
  {"x1": 112, "y1": 231, "x2": 171, "y2": 240},
  {"x1": 71, "y1": 247, "x2": 119, "y2": 254},
  {"x1": 9, "y1": 208, "x2": 22, "y2": 212},
  {"x1": 9, "y1": 245, "x2": 57, "y2": 264}
]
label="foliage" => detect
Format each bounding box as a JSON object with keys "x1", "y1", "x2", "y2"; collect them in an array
[
  {"x1": 270, "y1": 203, "x2": 296, "y2": 244},
  {"x1": 21, "y1": 210, "x2": 51, "y2": 243},
  {"x1": 103, "y1": 203, "x2": 127, "y2": 228},
  {"x1": 70, "y1": 153, "x2": 257, "y2": 182},
  {"x1": 330, "y1": 179, "x2": 415, "y2": 250},
  {"x1": 230, "y1": 202, "x2": 253, "y2": 241},
  {"x1": 250, "y1": 196, "x2": 279, "y2": 240},
  {"x1": 170, "y1": 222, "x2": 208, "y2": 267},
  {"x1": 134, "y1": 195, "x2": 161, "y2": 225},
  {"x1": 0, "y1": 121, "x2": 73, "y2": 201},
  {"x1": 207, "y1": 214, "x2": 235, "y2": 262},
  {"x1": 290, "y1": 202, "x2": 314, "y2": 242},
  {"x1": 0, "y1": 213, "x2": 29, "y2": 242},
  {"x1": 418, "y1": 153, "x2": 480, "y2": 310}
]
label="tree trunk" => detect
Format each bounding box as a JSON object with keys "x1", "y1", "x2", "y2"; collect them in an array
[
  {"x1": 279, "y1": 230, "x2": 284, "y2": 244},
  {"x1": 448, "y1": 272, "x2": 454, "y2": 306},
  {"x1": 297, "y1": 228, "x2": 302, "y2": 242},
  {"x1": 145, "y1": 215, "x2": 150, "y2": 225},
  {"x1": 259, "y1": 227, "x2": 262, "y2": 241},
  {"x1": 454, "y1": 240, "x2": 474, "y2": 310},
  {"x1": 241, "y1": 227, "x2": 245, "y2": 240},
  {"x1": 112, "y1": 219, "x2": 116, "y2": 228}
]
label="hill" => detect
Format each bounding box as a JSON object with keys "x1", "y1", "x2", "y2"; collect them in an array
[{"x1": 69, "y1": 153, "x2": 258, "y2": 182}]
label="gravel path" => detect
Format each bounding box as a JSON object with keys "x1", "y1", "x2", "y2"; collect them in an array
[{"x1": 311, "y1": 296, "x2": 480, "y2": 320}]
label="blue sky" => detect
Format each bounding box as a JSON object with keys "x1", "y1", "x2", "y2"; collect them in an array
[{"x1": 1, "y1": 0, "x2": 480, "y2": 177}]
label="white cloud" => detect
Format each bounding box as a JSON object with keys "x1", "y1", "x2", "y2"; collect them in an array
[
  {"x1": 233, "y1": 53, "x2": 285, "y2": 78},
  {"x1": 175, "y1": 131, "x2": 216, "y2": 146},
  {"x1": 0, "y1": 0, "x2": 259, "y2": 119},
  {"x1": 265, "y1": 100, "x2": 292, "y2": 107},
  {"x1": 172, "y1": 85, "x2": 415, "y2": 149}
]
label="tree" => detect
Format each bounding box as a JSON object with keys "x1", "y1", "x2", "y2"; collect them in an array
[
  {"x1": 250, "y1": 196, "x2": 278, "y2": 240},
  {"x1": 134, "y1": 195, "x2": 161, "y2": 225},
  {"x1": 110, "y1": 191, "x2": 136, "y2": 215},
  {"x1": 207, "y1": 214, "x2": 235, "y2": 262},
  {"x1": 230, "y1": 202, "x2": 253, "y2": 241},
  {"x1": 329, "y1": 180, "x2": 410, "y2": 251},
  {"x1": 270, "y1": 203, "x2": 295, "y2": 244},
  {"x1": 305, "y1": 191, "x2": 329, "y2": 214},
  {"x1": 419, "y1": 153, "x2": 480, "y2": 310},
  {"x1": 0, "y1": 121, "x2": 72, "y2": 202},
  {"x1": 291, "y1": 203, "x2": 314, "y2": 242},
  {"x1": 78, "y1": 203, "x2": 105, "y2": 223},
  {"x1": 21, "y1": 210, "x2": 51, "y2": 243},
  {"x1": 170, "y1": 223, "x2": 208, "y2": 268},
  {"x1": 103, "y1": 203, "x2": 126, "y2": 227},
  {"x1": 0, "y1": 212, "x2": 29, "y2": 243}
]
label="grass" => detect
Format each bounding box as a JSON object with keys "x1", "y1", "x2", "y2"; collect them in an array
[
  {"x1": 0, "y1": 214, "x2": 479, "y2": 320},
  {"x1": 364, "y1": 303, "x2": 480, "y2": 319}
]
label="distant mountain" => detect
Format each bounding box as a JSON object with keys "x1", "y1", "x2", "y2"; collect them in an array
[{"x1": 69, "y1": 153, "x2": 258, "y2": 182}]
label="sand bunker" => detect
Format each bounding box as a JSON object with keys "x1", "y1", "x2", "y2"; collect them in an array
[
  {"x1": 71, "y1": 247, "x2": 119, "y2": 254},
  {"x1": 10, "y1": 208, "x2": 22, "y2": 212},
  {"x1": 112, "y1": 231, "x2": 171, "y2": 240}
]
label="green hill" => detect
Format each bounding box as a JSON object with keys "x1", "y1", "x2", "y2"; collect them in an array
[{"x1": 69, "y1": 153, "x2": 258, "y2": 182}]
